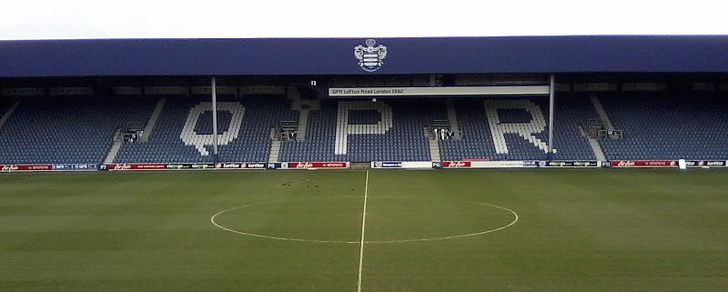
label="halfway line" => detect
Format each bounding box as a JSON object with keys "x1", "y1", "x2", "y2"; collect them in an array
[{"x1": 356, "y1": 170, "x2": 370, "y2": 292}]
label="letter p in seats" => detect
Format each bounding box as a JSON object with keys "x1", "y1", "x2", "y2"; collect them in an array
[{"x1": 335, "y1": 101, "x2": 393, "y2": 155}]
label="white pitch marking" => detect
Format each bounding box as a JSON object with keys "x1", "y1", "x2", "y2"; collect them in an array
[
  {"x1": 356, "y1": 170, "x2": 370, "y2": 292},
  {"x1": 365, "y1": 201, "x2": 519, "y2": 244},
  {"x1": 210, "y1": 198, "x2": 519, "y2": 244},
  {"x1": 210, "y1": 198, "x2": 361, "y2": 244}
]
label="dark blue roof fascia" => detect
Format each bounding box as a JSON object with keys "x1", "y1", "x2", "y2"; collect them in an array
[{"x1": 1, "y1": 35, "x2": 727, "y2": 77}]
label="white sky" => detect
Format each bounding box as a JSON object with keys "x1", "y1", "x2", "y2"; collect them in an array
[{"x1": 0, "y1": 0, "x2": 726, "y2": 40}]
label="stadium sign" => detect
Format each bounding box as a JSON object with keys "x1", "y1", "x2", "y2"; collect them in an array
[
  {"x1": 542, "y1": 161, "x2": 599, "y2": 168},
  {"x1": 371, "y1": 161, "x2": 403, "y2": 168},
  {"x1": 51, "y1": 164, "x2": 96, "y2": 171},
  {"x1": 328, "y1": 86, "x2": 550, "y2": 97},
  {"x1": 217, "y1": 163, "x2": 242, "y2": 169},
  {"x1": 281, "y1": 162, "x2": 350, "y2": 169},
  {"x1": 1, "y1": 164, "x2": 53, "y2": 172},
  {"x1": 611, "y1": 160, "x2": 676, "y2": 168},
  {"x1": 370, "y1": 161, "x2": 431, "y2": 169},
  {"x1": 442, "y1": 161, "x2": 472, "y2": 168},
  {"x1": 609, "y1": 160, "x2": 727, "y2": 168},
  {"x1": 245, "y1": 163, "x2": 266, "y2": 169},
  {"x1": 102, "y1": 163, "x2": 166, "y2": 170},
  {"x1": 441, "y1": 161, "x2": 532, "y2": 169},
  {"x1": 166, "y1": 164, "x2": 187, "y2": 169},
  {"x1": 684, "y1": 160, "x2": 727, "y2": 167},
  {"x1": 214, "y1": 163, "x2": 267, "y2": 169},
  {"x1": 191, "y1": 164, "x2": 215, "y2": 169}
]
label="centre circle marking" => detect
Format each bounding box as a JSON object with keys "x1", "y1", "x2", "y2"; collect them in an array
[{"x1": 210, "y1": 197, "x2": 518, "y2": 244}]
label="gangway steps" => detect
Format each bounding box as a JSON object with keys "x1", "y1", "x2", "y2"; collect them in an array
[
  {"x1": 0, "y1": 100, "x2": 21, "y2": 130},
  {"x1": 268, "y1": 140, "x2": 282, "y2": 163},
  {"x1": 140, "y1": 98, "x2": 166, "y2": 142}
]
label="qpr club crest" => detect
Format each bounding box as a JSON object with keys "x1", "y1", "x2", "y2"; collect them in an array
[{"x1": 354, "y1": 39, "x2": 387, "y2": 72}]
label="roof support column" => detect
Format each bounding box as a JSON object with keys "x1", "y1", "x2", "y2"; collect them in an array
[
  {"x1": 547, "y1": 74, "x2": 555, "y2": 158},
  {"x1": 211, "y1": 77, "x2": 219, "y2": 163}
]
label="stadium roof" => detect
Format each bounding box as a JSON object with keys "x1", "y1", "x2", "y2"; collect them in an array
[{"x1": 1, "y1": 35, "x2": 727, "y2": 78}]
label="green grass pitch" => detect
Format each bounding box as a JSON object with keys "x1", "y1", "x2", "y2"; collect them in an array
[{"x1": 1, "y1": 169, "x2": 727, "y2": 291}]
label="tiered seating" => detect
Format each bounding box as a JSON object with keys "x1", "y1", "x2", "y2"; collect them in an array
[
  {"x1": 2, "y1": 91, "x2": 725, "y2": 165},
  {"x1": 0, "y1": 96, "x2": 154, "y2": 164},
  {"x1": 441, "y1": 96, "x2": 601, "y2": 161},
  {"x1": 550, "y1": 94, "x2": 599, "y2": 160},
  {"x1": 439, "y1": 100, "x2": 495, "y2": 160},
  {"x1": 115, "y1": 95, "x2": 296, "y2": 163},
  {"x1": 226, "y1": 96, "x2": 297, "y2": 161},
  {"x1": 279, "y1": 99, "x2": 445, "y2": 162},
  {"x1": 441, "y1": 99, "x2": 551, "y2": 161},
  {"x1": 599, "y1": 92, "x2": 728, "y2": 160}
]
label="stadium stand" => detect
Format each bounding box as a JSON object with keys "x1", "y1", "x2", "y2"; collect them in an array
[
  {"x1": 440, "y1": 99, "x2": 503, "y2": 161},
  {"x1": 115, "y1": 95, "x2": 297, "y2": 163},
  {"x1": 0, "y1": 96, "x2": 155, "y2": 164},
  {"x1": 550, "y1": 94, "x2": 600, "y2": 160},
  {"x1": 599, "y1": 92, "x2": 728, "y2": 160},
  {"x1": 1, "y1": 37, "x2": 727, "y2": 167},
  {"x1": 279, "y1": 99, "x2": 445, "y2": 162},
  {"x1": 439, "y1": 98, "x2": 590, "y2": 161},
  {"x1": 0, "y1": 90, "x2": 725, "y2": 165}
]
